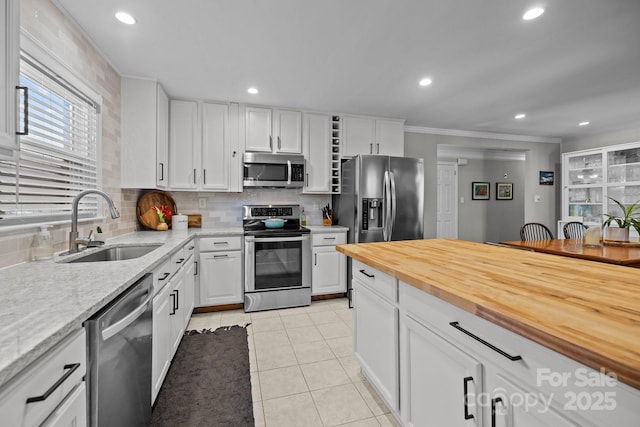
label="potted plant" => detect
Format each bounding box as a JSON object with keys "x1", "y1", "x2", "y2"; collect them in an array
[{"x1": 603, "y1": 197, "x2": 640, "y2": 241}]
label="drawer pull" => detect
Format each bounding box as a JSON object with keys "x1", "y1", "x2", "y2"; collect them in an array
[
  {"x1": 323, "y1": 237, "x2": 336, "y2": 240},
  {"x1": 463, "y1": 376, "x2": 474, "y2": 420},
  {"x1": 359, "y1": 269, "x2": 375, "y2": 278},
  {"x1": 213, "y1": 254, "x2": 229, "y2": 258},
  {"x1": 188, "y1": 246, "x2": 195, "y2": 250},
  {"x1": 449, "y1": 321, "x2": 522, "y2": 361},
  {"x1": 26, "y1": 363, "x2": 80, "y2": 403},
  {"x1": 491, "y1": 397, "x2": 504, "y2": 427},
  {"x1": 159, "y1": 272, "x2": 171, "y2": 281},
  {"x1": 213, "y1": 241, "x2": 229, "y2": 245},
  {"x1": 176, "y1": 258, "x2": 185, "y2": 264}
]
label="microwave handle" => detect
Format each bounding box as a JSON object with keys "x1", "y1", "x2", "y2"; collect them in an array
[{"x1": 287, "y1": 160, "x2": 292, "y2": 185}]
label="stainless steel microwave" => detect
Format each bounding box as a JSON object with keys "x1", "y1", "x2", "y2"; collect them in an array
[{"x1": 243, "y1": 152, "x2": 305, "y2": 188}]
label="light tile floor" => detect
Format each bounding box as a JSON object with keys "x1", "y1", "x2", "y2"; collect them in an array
[{"x1": 187, "y1": 298, "x2": 401, "y2": 427}]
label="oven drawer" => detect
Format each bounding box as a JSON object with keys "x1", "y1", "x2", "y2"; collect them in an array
[
  {"x1": 199, "y1": 236, "x2": 242, "y2": 252},
  {"x1": 312, "y1": 232, "x2": 346, "y2": 246}
]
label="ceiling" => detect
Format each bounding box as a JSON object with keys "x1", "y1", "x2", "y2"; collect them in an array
[{"x1": 53, "y1": 0, "x2": 640, "y2": 140}]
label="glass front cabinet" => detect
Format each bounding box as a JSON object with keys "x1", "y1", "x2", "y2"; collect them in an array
[{"x1": 563, "y1": 142, "x2": 640, "y2": 229}]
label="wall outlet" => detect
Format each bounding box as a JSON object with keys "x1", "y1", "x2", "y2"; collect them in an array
[{"x1": 198, "y1": 198, "x2": 207, "y2": 208}]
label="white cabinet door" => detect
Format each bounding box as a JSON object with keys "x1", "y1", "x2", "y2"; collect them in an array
[
  {"x1": 375, "y1": 119, "x2": 404, "y2": 157},
  {"x1": 312, "y1": 246, "x2": 346, "y2": 295},
  {"x1": 303, "y1": 113, "x2": 332, "y2": 193},
  {"x1": 121, "y1": 78, "x2": 169, "y2": 188},
  {"x1": 0, "y1": 0, "x2": 20, "y2": 159},
  {"x1": 274, "y1": 109, "x2": 302, "y2": 153},
  {"x1": 343, "y1": 115, "x2": 375, "y2": 157},
  {"x1": 353, "y1": 278, "x2": 399, "y2": 412},
  {"x1": 156, "y1": 85, "x2": 169, "y2": 188},
  {"x1": 182, "y1": 256, "x2": 196, "y2": 328},
  {"x1": 487, "y1": 374, "x2": 580, "y2": 427},
  {"x1": 201, "y1": 102, "x2": 230, "y2": 190},
  {"x1": 199, "y1": 251, "x2": 243, "y2": 306},
  {"x1": 41, "y1": 383, "x2": 86, "y2": 427},
  {"x1": 152, "y1": 278, "x2": 173, "y2": 403},
  {"x1": 169, "y1": 267, "x2": 186, "y2": 358},
  {"x1": 400, "y1": 313, "x2": 483, "y2": 427},
  {"x1": 169, "y1": 100, "x2": 199, "y2": 189},
  {"x1": 245, "y1": 106, "x2": 272, "y2": 152}
]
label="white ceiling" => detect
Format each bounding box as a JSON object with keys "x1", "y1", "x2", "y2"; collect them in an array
[{"x1": 54, "y1": 0, "x2": 640, "y2": 140}]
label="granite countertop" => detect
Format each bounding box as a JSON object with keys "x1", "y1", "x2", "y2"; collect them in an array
[
  {"x1": 336, "y1": 238, "x2": 640, "y2": 390},
  {"x1": 0, "y1": 227, "x2": 243, "y2": 389}
]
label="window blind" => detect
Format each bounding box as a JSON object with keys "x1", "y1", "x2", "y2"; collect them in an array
[{"x1": 0, "y1": 54, "x2": 99, "y2": 224}]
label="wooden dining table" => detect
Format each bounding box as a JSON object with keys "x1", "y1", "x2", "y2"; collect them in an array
[{"x1": 499, "y1": 239, "x2": 640, "y2": 267}]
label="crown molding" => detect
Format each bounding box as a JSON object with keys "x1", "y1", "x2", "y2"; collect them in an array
[{"x1": 404, "y1": 125, "x2": 562, "y2": 144}]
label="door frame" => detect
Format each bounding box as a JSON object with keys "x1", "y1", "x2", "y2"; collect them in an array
[{"x1": 437, "y1": 161, "x2": 458, "y2": 238}]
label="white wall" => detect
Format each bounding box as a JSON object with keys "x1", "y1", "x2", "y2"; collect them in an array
[
  {"x1": 405, "y1": 131, "x2": 560, "y2": 239},
  {"x1": 562, "y1": 126, "x2": 640, "y2": 153}
]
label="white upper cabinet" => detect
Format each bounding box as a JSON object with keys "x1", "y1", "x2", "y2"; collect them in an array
[
  {"x1": 0, "y1": 0, "x2": 20, "y2": 160},
  {"x1": 244, "y1": 106, "x2": 302, "y2": 154},
  {"x1": 169, "y1": 100, "x2": 240, "y2": 192},
  {"x1": 169, "y1": 100, "x2": 199, "y2": 189},
  {"x1": 302, "y1": 113, "x2": 332, "y2": 193},
  {"x1": 121, "y1": 77, "x2": 169, "y2": 188},
  {"x1": 343, "y1": 115, "x2": 404, "y2": 157}
]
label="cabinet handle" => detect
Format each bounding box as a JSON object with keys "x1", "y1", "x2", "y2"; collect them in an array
[
  {"x1": 232, "y1": 150, "x2": 237, "y2": 157},
  {"x1": 176, "y1": 258, "x2": 185, "y2": 264},
  {"x1": 170, "y1": 292, "x2": 176, "y2": 315},
  {"x1": 491, "y1": 397, "x2": 504, "y2": 427},
  {"x1": 16, "y1": 86, "x2": 29, "y2": 135},
  {"x1": 314, "y1": 253, "x2": 317, "y2": 266},
  {"x1": 193, "y1": 168, "x2": 197, "y2": 184},
  {"x1": 359, "y1": 269, "x2": 375, "y2": 278},
  {"x1": 159, "y1": 272, "x2": 171, "y2": 281},
  {"x1": 214, "y1": 241, "x2": 229, "y2": 245},
  {"x1": 376, "y1": 143, "x2": 380, "y2": 154},
  {"x1": 449, "y1": 321, "x2": 522, "y2": 361},
  {"x1": 323, "y1": 237, "x2": 336, "y2": 240},
  {"x1": 305, "y1": 173, "x2": 308, "y2": 187},
  {"x1": 203, "y1": 169, "x2": 207, "y2": 184},
  {"x1": 188, "y1": 246, "x2": 195, "y2": 250},
  {"x1": 213, "y1": 254, "x2": 229, "y2": 258},
  {"x1": 278, "y1": 136, "x2": 281, "y2": 150},
  {"x1": 194, "y1": 261, "x2": 198, "y2": 275},
  {"x1": 463, "y1": 376, "x2": 474, "y2": 420},
  {"x1": 26, "y1": 363, "x2": 80, "y2": 404},
  {"x1": 369, "y1": 143, "x2": 373, "y2": 154},
  {"x1": 175, "y1": 289, "x2": 179, "y2": 310},
  {"x1": 269, "y1": 135, "x2": 273, "y2": 151},
  {"x1": 159, "y1": 162, "x2": 164, "y2": 181}
]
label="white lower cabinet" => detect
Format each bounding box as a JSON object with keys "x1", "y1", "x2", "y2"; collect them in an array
[
  {"x1": 198, "y1": 236, "x2": 243, "y2": 307},
  {"x1": 311, "y1": 230, "x2": 347, "y2": 296},
  {"x1": 152, "y1": 241, "x2": 196, "y2": 404},
  {"x1": 0, "y1": 329, "x2": 86, "y2": 427},
  {"x1": 352, "y1": 277, "x2": 399, "y2": 412},
  {"x1": 400, "y1": 314, "x2": 482, "y2": 426}
]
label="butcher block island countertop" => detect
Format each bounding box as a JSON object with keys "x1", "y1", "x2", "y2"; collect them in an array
[{"x1": 336, "y1": 238, "x2": 640, "y2": 390}]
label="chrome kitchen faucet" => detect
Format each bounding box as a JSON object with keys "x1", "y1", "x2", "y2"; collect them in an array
[{"x1": 68, "y1": 190, "x2": 120, "y2": 254}]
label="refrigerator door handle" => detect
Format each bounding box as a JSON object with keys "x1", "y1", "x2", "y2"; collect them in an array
[
  {"x1": 383, "y1": 171, "x2": 392, "y2": 241},
  {"x1": 389, "y1": 171, "x2": 397, "y2": 239}
]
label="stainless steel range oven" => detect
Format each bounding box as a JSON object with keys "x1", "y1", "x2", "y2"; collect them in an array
[{"x1": 243, "y1": 204, "x2": 311, "y2": 312}]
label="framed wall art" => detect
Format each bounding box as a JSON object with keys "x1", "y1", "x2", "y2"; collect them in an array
[
  {"x1": 539, "y1": 171, "x2": 554, "y2": 185},
  {"x1": 496, "y1": 182, "x2": 513, "y2": 200},
  {"x1": 472, "y1": 182, "x2": 490, "y2": 200}
]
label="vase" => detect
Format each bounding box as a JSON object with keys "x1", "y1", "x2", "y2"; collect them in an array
[{"x1": 605, "y1": 227, "x2": 629, "y2": 242}]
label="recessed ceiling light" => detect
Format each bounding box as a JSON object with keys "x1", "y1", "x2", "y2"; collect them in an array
[
  {"x1": 419, "y1": 77, "x2": 432, "y2": 87},
  {"x1": 515, "y1": 113, "x2": 526, "y2": 119},
  {"x1": 579, "y1": 121, "x2": 590, "y2": 126},
  {"x1": 523, "y1": 7, "x2": 545, "y2": 20},
  {"x1": 115, "y1": 11, "x2": 136, "y2": 25},
  {"x1": 247, "y1": 87, "x2": 259, "y2": 95}
]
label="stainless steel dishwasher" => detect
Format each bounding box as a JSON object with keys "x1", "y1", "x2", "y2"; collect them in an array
[{"x1": 86, "y1": 273, "x2": 153, "y2": 427}]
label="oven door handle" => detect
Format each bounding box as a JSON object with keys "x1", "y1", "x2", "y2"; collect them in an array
[{"x1": 251, "y1": 235, "x2": 309, "y2": 243}]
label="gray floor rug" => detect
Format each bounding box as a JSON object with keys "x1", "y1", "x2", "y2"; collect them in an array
[{"x1": 151, "y1": 325, "x2": 254, "y2": 427}]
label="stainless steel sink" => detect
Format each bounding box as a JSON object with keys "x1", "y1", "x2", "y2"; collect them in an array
[{"x1": 65, "y1": 244, "x2": 162, "y2": 263}]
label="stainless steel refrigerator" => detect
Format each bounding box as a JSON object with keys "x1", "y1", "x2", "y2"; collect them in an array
[{"x1": 332, "y1": 155, "x2": 424, "y2": 304}]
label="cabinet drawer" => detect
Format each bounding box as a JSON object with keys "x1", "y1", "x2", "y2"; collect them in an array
[
  {"x1": 0, "y1": 329, "x2": 86, "y2": 427},
  {"x1": 154, "y1": 259, "x2": 175, "y2": 293},
  {"x1": 352, "y1": 259, "x2": 397, "y2": 303},
  {"x1": 312, "y1": 232, "x2": 346, "y2": 246},
  {"x1": 171, "y1": 246, "x2": 187, "y2": 268},
  {"x1": 184, "y1": 239, "x2": 196, "y2": 259},
  {"x1": 199, "y1": 236, "x2": 242, "y2": 251}
]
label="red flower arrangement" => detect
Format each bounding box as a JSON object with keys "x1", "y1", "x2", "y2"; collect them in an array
[{"x1": 154, "y1": 205, "x2": 172, "y2": 224}]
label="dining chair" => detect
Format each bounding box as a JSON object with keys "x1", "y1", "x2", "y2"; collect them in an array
[
  {"x1": 563, "y1": 221, "x2": 587, "y2": 239},
  {"x1": 520, "y1": 222, "x2": 554, "y2": 241}
]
